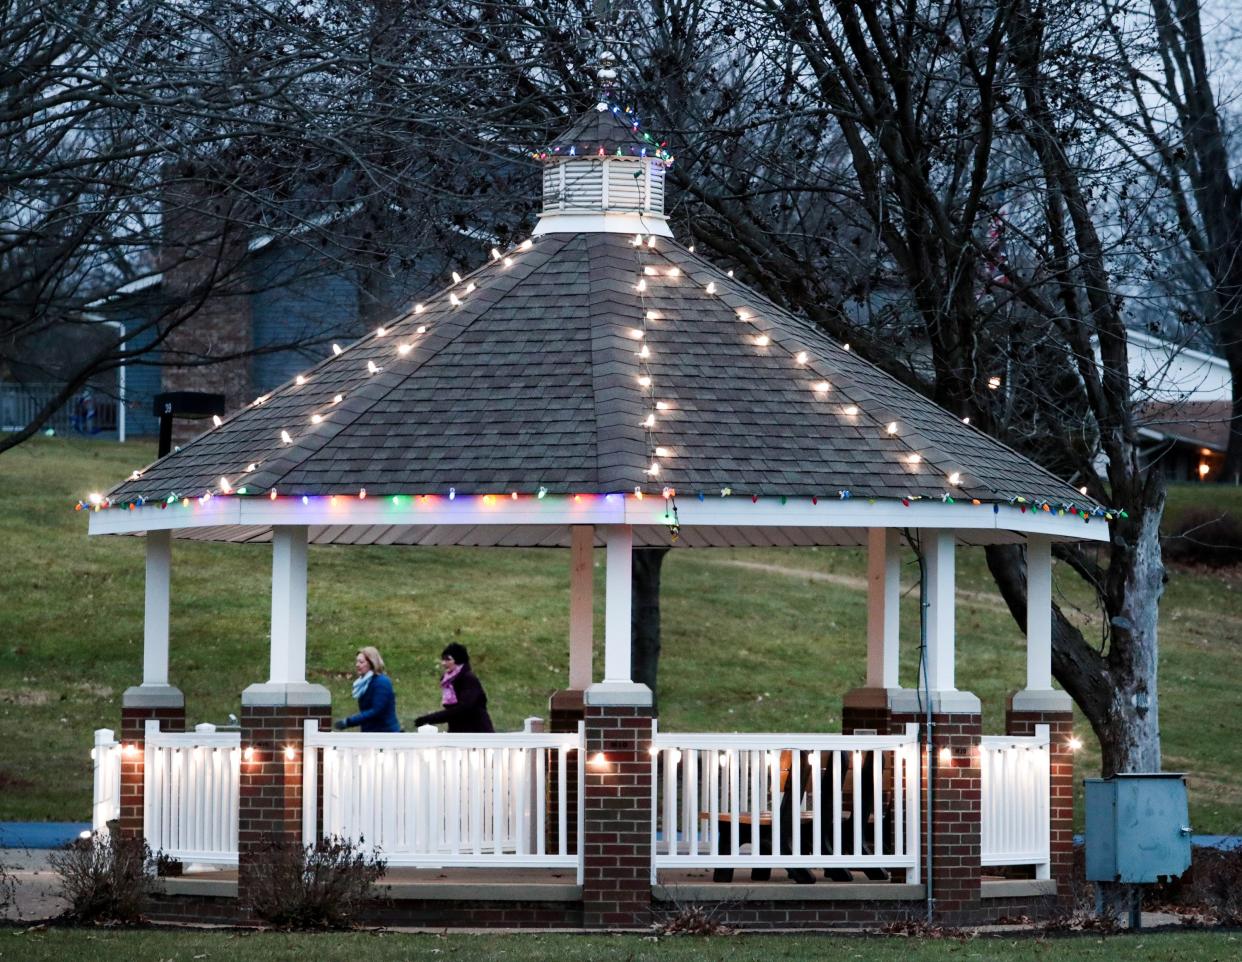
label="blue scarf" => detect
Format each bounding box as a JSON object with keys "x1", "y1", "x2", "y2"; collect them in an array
[{"x1": 352, "y1": 671, "x2": 373, "y2": 700}]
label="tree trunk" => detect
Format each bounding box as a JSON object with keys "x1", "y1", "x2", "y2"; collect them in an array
[
  {"x1": 1217, "y1": 309, "x2": 1242, "y2": 484},
  {"x1": 984, "y1": 487, "x2": 1166, "y2": 776},
  {"x1": 631, "y1": 547, "x2": 669, "y2": 711}
]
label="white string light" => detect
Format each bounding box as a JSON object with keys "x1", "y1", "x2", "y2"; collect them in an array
[
  {"x1": 332, "y1": 343, "x2": 342, "y2": 355},
  {"x1": 295, "y1": 375, "x2": 307, "y2": 385},
  {"x1": 796, "y1": 351, "x2": 808, "y2": 364},
  {"x1": 375, "y1": 326, "x2": 387, "y2": 337},
  {"x1": 949, "y1": 472, "x2": 962, "y2": 485},
  {"x1": 886, "y1": 421, "x2": 899, "y2": 434},
  {"x1": 281, "y1": 430, "x2": 292, "y2": 444},
  {"x1": 755, "y1": 335, "x2": 770, "y2": 347},
  {"x1": 367, "y1": 360, "x2": 381, "y2": 374},
  {"x1": 311, "y1": 414, "x2": 323, "y2": 424},
  {"x1": 449, "y1": 292, "x2": 461, "y2": 306},
  {"x1": 398, "y1": 343, "x2": 413, "y2": 356},
  {"x1": 452, "y1": 271, "x2": 462, "y2": 284},
  {"x1": 212, "y1": 415, "x2": 222, "y2": 427}
]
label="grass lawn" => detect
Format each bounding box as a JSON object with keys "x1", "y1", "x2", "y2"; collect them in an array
[
  {"x1": 0, "y1": 929, "x2": 1236, "y2": 962},
  {"x1": 0, "y1": 438, "x2": 1240, "y2": 833}
]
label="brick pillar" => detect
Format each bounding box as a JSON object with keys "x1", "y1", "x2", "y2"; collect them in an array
[
  {"x1": 891, "y1": 709, "x2": 982, "y2": 924},
  {"x1": 582, "y1": 703, "x2": 653, "y2": 929},
  {"x1": 548, "y1": 690, "x2": 585, "y2": 856},
  {"x1": 237, "y1": 702, "x2": 330, "y2": 907},
  {"x1": 118, "y1": 702, "x2": 185, "y2": 840},
  {"x1": 1007, "y1": 698, "x2": 1075, "y2": 905}
]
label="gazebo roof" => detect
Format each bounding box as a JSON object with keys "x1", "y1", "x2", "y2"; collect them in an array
[
  {"x1": 104, "y1": 230, "x2": 1093, "y2": 509},
  {"x1": 88, "y1": 104, "x2": 1113, "y2": 549},
  {"x1": 540, "y1": 103, "x2": 670, "y2": 161}
]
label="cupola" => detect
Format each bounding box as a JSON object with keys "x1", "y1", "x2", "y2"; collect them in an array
[{"x1": 532, "y1": 100, "x2": 674, "y2": 238}]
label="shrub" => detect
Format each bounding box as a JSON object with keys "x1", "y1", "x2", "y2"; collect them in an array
[
  {"x1": 1154, "y1": 846, "x2": 1242, "y2": 924},
  {"x1": 1163, "y1": 508, "x2": 1242, "y2": 567},
  {"x1": 247, "y1": 836, "x2": 386, "y2": 930},
  {"x1": 48, "y1": 831, "x2": 152, "y2": 924}
]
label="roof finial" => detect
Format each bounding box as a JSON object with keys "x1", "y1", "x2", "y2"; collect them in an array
[{"x1": 596, "y1": 49, "x2": 618, "y2": 105}]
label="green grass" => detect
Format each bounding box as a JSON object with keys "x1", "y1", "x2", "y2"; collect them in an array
[
  {"x1": 0, "y1": 929, "x2": 1236, "y2": 962},
  {"x1": 1, "y1": 438, "x2": 1240, "y2": 834}
]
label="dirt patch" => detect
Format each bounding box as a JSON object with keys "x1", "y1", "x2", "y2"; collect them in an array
[
  {"x1": 0, "y1": 689, "x2": 51, "y2": 706},
  {"x1": 72, "y1": 683, "x2": 114, "y2": 699},
  {"x1": 0, "y1": 769, "x2": 34, "y2": 791}
]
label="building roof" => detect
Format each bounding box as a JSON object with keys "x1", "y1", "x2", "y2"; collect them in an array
[
  {"x1": 103, "y1": 230, "x2": 1095, "y2": 516},
  {"x1": 1138, "y1": 400, "x2": 1230, "y2": 452}
]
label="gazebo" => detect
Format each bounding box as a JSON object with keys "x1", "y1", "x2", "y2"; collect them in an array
[{"x1": 85, "y1": 98, "x2": 1108, "y2": 929}]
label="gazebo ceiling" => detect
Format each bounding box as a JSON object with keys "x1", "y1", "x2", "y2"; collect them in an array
[{"x1": 90, "y1": 104, "x2": 1111, "y2": 548}]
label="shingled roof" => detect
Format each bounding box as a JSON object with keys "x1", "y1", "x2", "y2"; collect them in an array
[
  {"x1": 542, "y1": 103, "x2": 670, "y2": 160},
  {"x1": 104, "y1": 230, "x2": 1092, "y2": 513}
]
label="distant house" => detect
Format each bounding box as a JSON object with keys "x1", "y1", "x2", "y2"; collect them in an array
[{"x1": 1128, "y1": 329, "x2": 1232, "y2": 482}]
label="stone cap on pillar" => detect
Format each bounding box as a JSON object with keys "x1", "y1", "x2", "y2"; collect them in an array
[
  {"x1": 123, "y1": 684, "x2": 185, "y2": 709},
  {"x1": 889, "y1": 688, "x2": 981, "y2": 714},
  {"x1": 241, "y1": 681, "x2": 332, "y2": 707},
  {"x1": 585, "y1": 681, "x2": 653, "y2": 707},
  {"x1": 1009, "y1": 688, "x2": 1073, "y2": 713},
  {"x1": 842, "y1": 686, "x2": 904, "y2": 710}
]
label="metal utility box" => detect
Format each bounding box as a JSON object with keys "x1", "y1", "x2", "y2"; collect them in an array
[{"x1": 1085, "y1": 773, "x2": 1192, "y2": 883}]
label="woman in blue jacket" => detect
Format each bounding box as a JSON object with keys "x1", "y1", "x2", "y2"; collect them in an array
[{"x1": 333, "y1": 646, "x2": 400, "y2": 732}]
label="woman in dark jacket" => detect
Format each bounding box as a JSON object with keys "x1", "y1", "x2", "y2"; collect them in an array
[
  {"x1": 413, "y1": 643, "x2": 495, "y2": 733},
  {"x1": 333, "y1": 646, "x2": 401, "y2": 733}
]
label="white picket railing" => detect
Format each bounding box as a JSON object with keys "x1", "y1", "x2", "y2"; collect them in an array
[
  {"x1": 980, "y1": 727, "x2": 1051, "y2": 875},
  {"x1": 91, "y1": 729, "x2": 122, "y2": 835},
  {"x1": 303, "y1": 719, "x2": 585, "y2": 878},
  {"x1": 651, "y1": 723, "x2": 921, "y2": 882},
  {"x1": 144, "y1": 720, "x2": 241, "y2": 864}
]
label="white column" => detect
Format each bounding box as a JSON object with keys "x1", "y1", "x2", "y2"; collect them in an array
[
  {"x1": 123, "y1": 529, "x2": 183, "y2": 708},
  {"x1": 269, "y1": 526, "x2": 309, "y2": 684},
  {"x1": 1012, "y1": 536, "x2": 1073, "y2": 711},
  {"x1": 865, "y1": 527, "x2": 902, "y2": 690},
  {"x1": 585, "y1": 525, "x2": 652, "y2": 706},
  {"x1": 568, "y1": 525, "x2": 594, "y2": 690},
  {"x1": 143, "y1": 529, "x2": 171, "y2": 686},
  {"x1": 925, "y1": 530, "x2": 957, "y2": 692},
  {"x1": 243, "y1": 525, "x2": 329, "y2": 706},
  {"x1": 1025, "y1": 536, "x2": 1053, "y2": 691}
]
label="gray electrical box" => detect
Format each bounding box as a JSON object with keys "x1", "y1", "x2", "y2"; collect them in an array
[{"x1": 1085, "y1": 773, "x2": 1192, "y2": 883}]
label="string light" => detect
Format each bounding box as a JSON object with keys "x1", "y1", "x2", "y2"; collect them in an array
[
  {"x1": 520, "y1": 239, "x2": 533, "y2": 250},
  {"x1": 332, "y1": 343, "x2": 342, "y2": 355},
  {"x1": 295, "y1": 375, "x2": 306, "y2": 385},
  {"x1": 465, "y1": 282, "x2": 476, "y2": 294},
  {"x1": 647, "y1": 462, "x2": 660, "y2": 475},
  {"x1": 491, "y1": 248, "x2": 501, "y2": 261},
  {"x1": 668, "y1": 267, "x2": 680, "y2": 277},
  {"x1": 644, "y1": 413, "x2": 656, "y2": 428},
  {"x1": 629, "y1": 329, "x2": 644, "y2": 339},
  {"x1": 219, "y1": 477, "x2": 232, "y2": 493},
  {"x1": 416, "y1": 325, "x2": 427, "y2": 334},
  {"x1": 367, "y1": 360, "x2": 381, "y2": 374},
  {"x1": 639, "y1": 344, "x2": 650, "y2": 358},
  {"x1": 452, "y1": 271, "x2": 462, "y2": 284},
  {"x1": 398, "y1": 343, "x2": 412, "y2": 356},
  {"x1": 988, "y1": 376, "x2": 1002, "y2": 390},
  {"x1": 281, "y1": 430, "x2": 292, "y2": 444},
  {"x1": 813, "y1": 381, "x2": 830, "y2": 394},
  {"x1": 908, "y1": 454, "x2": 922, "y2": 465},
  {"x1": 332, "y1": 394, "x2": 343, "y2": 405},
  {"x1": 886, "y1": 421, "x2": 899, "y2": 434},
  {"x1": 705, "y1": 282, "x2": 716, "y2": 294},
  {"x1": 646, "y1": 311, "x2": 658, "y2": 321},
  {"x1": 644, "y1": 266, "x2": 658, "y2": 276},
  {"x1": 949, "y1": 472, "x2": 962, "y2": 485},
  {"x1": 637, "y1": 375, "x2": 652, "y2": 387},
  {"x1": 246, "y1": 463, "x2": 256, "y2": 473},
  {"x1": 656, "y1": 401, "x2": 670, "y2": 411},
  {"x1": 646, "y1": 236, "x2": 656, "y2": 248},
  {"x1": 503, "y1": 257, "x2": 513, "y2": 267},
  {"x1": 212, "y1": 415, "x2": 222, "y2": 427},
  {"x1": 375, "y1": 326, "x2": 387, "y2": 337},
  {"x1": 415, "y1": 303, "x2": 425, "y2": 313},
  {"x1": 311, "y1": 414, "x2": 323, "y2": 424},
  {"x1": 636, "y1": 278, "x2": 647, "y2": 292},
  {"x1": 449, "y1": 292, "x2": 461, "y2": 306},
  {"x1": 962, "y1": 416, "x2": 971, "y2": 424},
  {"x1": 655, "y1": 447, "x2": 671, "y2": 457},
  {"x1": 755, "y1": 335, "x2": 770, "y2": 347},
  {"x1": 632, "y1": 234, "x2": 643, "y2": 246},
  {"x1": 796, "y1": 351, "x2": 808, "y2": 364}
]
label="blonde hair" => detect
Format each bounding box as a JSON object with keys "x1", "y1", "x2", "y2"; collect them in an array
[{"x1": 357, "y1": 646, "x2": 386, "y2": 675}]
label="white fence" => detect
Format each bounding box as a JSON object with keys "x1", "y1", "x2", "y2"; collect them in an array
[
  {"x1": 144, "y1": 720, "x2": 241, "y2": 864},
  {"x1": 980, "y1": 727, "x2": 1051, "y2": 875},
  {"x1": 303, "y1": 719, "x2": 585, "y2": 878},
  {"x1": 91, "y1": 729, "x2": 122, "y2": 835},
  {"x1": 651, "y1": 723, "x2": 921, "y2": 882}
]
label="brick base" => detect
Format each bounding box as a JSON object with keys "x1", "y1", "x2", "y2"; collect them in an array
[
  {"x1": 1007, "y1": 700, "x2": 1076, "y2": 908},
  {"x1": 237, "y1": 702, "x2": 331, "y2": 912},
  {"x1": 119, "y1": 705, "x2": 186, "y2": 840},
  {"x1": 890, "y1": 709, "x2": 982, "y2": 924},
  {"x1": 582, "y1": 703, "x2": 653, "y2": 929}
]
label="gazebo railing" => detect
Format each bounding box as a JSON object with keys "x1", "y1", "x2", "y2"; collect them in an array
[
  {"x1": 650, "y1": 723, "x2": 921, "y2": 883},
  {"x1": 303, "y1": 719, "x2": 585, "y2": 878},
  {"x1": 980, "y1": 727, "x2": 1051, "y2": 875},
  {"x1": 91, "y1": 728, "x2": 122, "y2": 835},
  {"x1": 144, "y1": 720, "x2": 241, "y2": 864}
]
